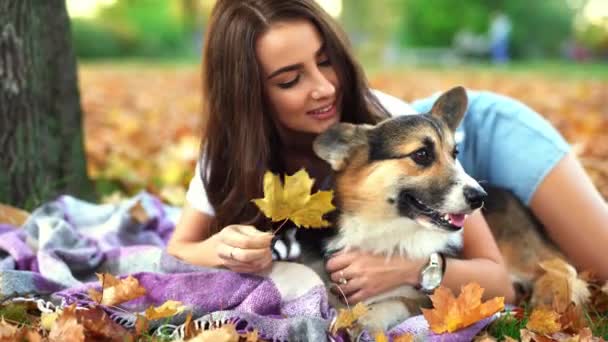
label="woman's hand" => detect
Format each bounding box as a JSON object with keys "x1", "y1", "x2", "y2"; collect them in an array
[
  {"x1": 325, "y1": 250, "x2": 426, "y2": 304},
  {"x1": 212, "y1": 224, "x2": 274, "y2": 273}
]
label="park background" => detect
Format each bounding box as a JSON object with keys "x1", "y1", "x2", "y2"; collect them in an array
[{"x1": 3, "y1": 0, "x2": 608, "y2": 211}]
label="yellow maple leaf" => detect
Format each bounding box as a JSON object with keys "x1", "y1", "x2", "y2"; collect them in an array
[
  {"x1": 88, "y1": 273, "x2": 146, "y2": 306},
  {"x1": 532, "y1": 258, "x2": 590, "y2": 312},
  {"x1": 422, "y1": 282, "x2": 504, "y2": 334},
  {"x1": 144, "y1": 300, "x2": 186, "y2": 320},
  {"x1": 330, "y1": 302, "x2": 369, "y2": 334},
  {"x1": 526, "y1": 308, "x2": 562, "y2": 335},
  {"x1": 252, "y1": 169, "x2": 336, "y2": 228},
  {"x1": 0, "y1": 203, "x2": 29, "y2": 226},
  {"x1": 375, "y1": 331, "x2": 389, "y2": 342}
]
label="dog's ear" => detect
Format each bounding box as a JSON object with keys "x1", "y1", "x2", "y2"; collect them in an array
[
  {"x1": 430, "y1": 86, "x2": 468, "y2": 131},
  {"x1": 313, "y1": 123, "x2": 370, "y2": 171}
]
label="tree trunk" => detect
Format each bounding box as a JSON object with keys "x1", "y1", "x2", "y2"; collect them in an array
[{"x1": 0, "y1": 0, "x2": 93, "y2": 210}]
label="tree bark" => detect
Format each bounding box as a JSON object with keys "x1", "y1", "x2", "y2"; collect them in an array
[{"x1": 0, "y1": 0, "x2": 93, "y2": 209}]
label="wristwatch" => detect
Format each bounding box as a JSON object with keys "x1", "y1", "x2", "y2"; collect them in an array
[{"x1": 415, "y1": 252, "x2": 446, "y2": 294}]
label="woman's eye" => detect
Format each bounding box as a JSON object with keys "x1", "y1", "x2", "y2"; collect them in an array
[
  {"x1": 411, "y1": 148, "x2": 433, "y2": 166},
  {"x1": 278, "y1": 75, "x2": 300, "y2": 89},
  {"x1": 318, "y1": 58, "x2": 331, "y2": 67}
]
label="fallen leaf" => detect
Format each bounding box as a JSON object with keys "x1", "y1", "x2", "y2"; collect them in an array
[
  {"x1": 422, "y1": 282, "x2": 504, "y2": 334},
  {"x1": 394, "y1": 333, "x2": 415, "y2": 342},
  {"x1": 134, "y1": 314, "x2": 149, "y2": 337},
  {"x1": 128, "y1": 200, "x2": 149, "y2": 224},
  {"x1": 526, "y1": 308, "x2": 562, "y2": 335},
  {"x1": 76, "y1": 306, "x2": 132, "y2": 340},
  {"x1": 48, "y1": 304, "x2": 85, "y2": 342},
  {"x1": 0, "y1": 203, "x2": 29, "y2": 227},
  {"x1": 144, "y1": 300, "x2": 186, "y2": 320},
  {"x1": 532, "y1": 258, "x2": 590, "y2": 312},
  {"x1": 559, "y1": 303, "x2": 588, "y2": 334},
  {"x1": 252, "y1": 169, "x2": 335, "y2": 228},
  {"x1": 241, "y1": 329, "x2": 260, "y2": 342},
  {"x1": 331, "y1": 302, "x2": 369, "y2": 334},
  {"x1": 186, "y1": 324, "x2": 239, "y2": 342},
  {"x1": 0, "y1": 318, "x2": 20, "y2": 340},
  {"x1": 88, "y1": 273, "x2": 146, "y2": 306},
  {"x1": 40, "y1": 311, "x2": 59, "y2": 331},
  {"x1": 374, "y1": 331, "x2": 389, "y2": 342}
]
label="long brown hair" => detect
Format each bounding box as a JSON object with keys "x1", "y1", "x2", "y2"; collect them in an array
[{"x1": 201, "y1": 0, "x2": 389, "y2": 232}]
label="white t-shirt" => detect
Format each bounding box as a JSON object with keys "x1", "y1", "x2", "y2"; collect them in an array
[{"x1": 185, "y1": 90, "x2": 417, "y2": 215}]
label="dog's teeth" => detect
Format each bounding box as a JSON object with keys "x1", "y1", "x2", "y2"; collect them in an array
[{"x1": 444, "y1": 214, "x2": 450, "y2": 222}]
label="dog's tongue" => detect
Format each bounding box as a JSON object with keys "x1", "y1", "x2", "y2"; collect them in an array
[{"x1": 449, "y1": 214, "x2": 466, "y2": 227}]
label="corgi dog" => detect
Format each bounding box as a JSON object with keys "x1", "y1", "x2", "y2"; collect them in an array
[{"x1": 311, "y1": 86, "x2": 488, "y2": 331}]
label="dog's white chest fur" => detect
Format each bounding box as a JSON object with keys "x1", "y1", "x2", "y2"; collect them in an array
[{"x1": 328, "y1": 214, "x2": 462, "y2": 258}]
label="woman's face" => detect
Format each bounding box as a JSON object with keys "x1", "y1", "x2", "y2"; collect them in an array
[{"x1": 256, "y1": 19, "x2": 341, "y2": 137}]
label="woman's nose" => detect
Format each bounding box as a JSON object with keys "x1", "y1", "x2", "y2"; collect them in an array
[{"x1": 310, "y1": 71, "x2": 335, "y2": 100}]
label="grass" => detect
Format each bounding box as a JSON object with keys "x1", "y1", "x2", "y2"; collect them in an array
[{"x1": 366, "y1": 59, "x2": 608, "y2": 81}]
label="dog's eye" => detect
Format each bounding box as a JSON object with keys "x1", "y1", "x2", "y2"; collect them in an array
[
  {"x1": 452, "y1": 146, "x2": 459, "y2": 159},
  {"x1": 411, "y1": 148, "x2": 433, "y2": 166}
]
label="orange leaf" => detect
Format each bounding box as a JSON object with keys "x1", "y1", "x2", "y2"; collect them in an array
[
  {"x1": 526, "y1": 308, "x2": 562, "y2": 335},
  {"x1": 532, "y1": 258, "x2": 590, "y2": 312},
  {"x1": 48, "y1": 304, "x2": 85, "y2": 342},
  {"x1": 374, "y1": 331, "x2": 389, "y2": 342},
  {"x1": 422, "y1": 282, "x2": 504, "y2": 334},
  {"x1": 88, "y1": 273, "x2": 146, "y2": 306},
  {"x1": 0, "y1": 203, "x2": 29, "y2": 227},
  {"x1": 394, "y1": 333, "x2": 415, "y2": 342}
]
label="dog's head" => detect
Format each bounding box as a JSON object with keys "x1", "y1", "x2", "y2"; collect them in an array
[{"x1": 313, "y1": 86, "x2": 486, "y2": 232}]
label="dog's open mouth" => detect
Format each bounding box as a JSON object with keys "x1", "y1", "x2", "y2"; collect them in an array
[{"x1": 404, "y1": 194, "x2": 466, "y2": 231}]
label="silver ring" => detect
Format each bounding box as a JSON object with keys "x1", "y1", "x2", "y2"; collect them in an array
[{"x1": 339, "y1": 277, "x2": 348, "y2": 285}]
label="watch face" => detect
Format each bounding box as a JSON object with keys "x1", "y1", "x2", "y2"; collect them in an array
[{"x1": 422, "y1": 266, "x2": 442, "y2": 290}]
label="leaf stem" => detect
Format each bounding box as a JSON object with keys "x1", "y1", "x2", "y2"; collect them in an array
[{"x1": 272, "y1": 219, "x2": 290, "y2": 236}]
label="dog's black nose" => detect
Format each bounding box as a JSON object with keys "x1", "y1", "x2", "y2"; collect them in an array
[{"x1": 463, "y1": 186, "x2": 487, "y2": 209}]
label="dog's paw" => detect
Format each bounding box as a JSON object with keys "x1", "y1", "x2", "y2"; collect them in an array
[{"x1": 359, "y1": 300, "x2": 412, "y2": 332}]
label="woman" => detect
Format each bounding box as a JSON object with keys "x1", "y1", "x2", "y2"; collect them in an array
[{"x1": 167, "y1": 0, "x2": 608, "y2": 306}]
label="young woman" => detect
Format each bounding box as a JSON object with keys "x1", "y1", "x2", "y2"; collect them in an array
[{"x1": 167, "y1": 0, "x2": 608, "y2": 306}]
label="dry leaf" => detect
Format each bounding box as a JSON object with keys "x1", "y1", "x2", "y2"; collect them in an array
[
  {"x1": 0, "y1": 318, "x2": 19, "y2": 341},
  {"x1": 252, "y1": 169, "x2": 335, "y2": 228},
  {"x1": 374, "y1": 331, "x2": 389, "y2": 342},
  {"x1": 41, "y1": 311, "x2": 59, "y2": 331},
  {"x1": 532, "y1": 258, "x2": 590, "y2": 312},
  {"x1": 421, "y1": 282, "x2": 504, "y2": 334},
  {"x1": 0, "y1": 203, "x2": 29, "y2": 227},
  {"x1": 559, "y1": 303, "x2": 588, "y2": 334},
  {"x1": 144, "y1": 300, "x2": 186, "y2": 320},
  {"x1": 242, "y1": 329, "x2": 260, "y2": 342},
  {"x1": 88, "y1": 273, "x2": 146, "y2": 306},
  {"x1": 394, "y1": 333, "x2": 415, "y2": 342},
  {"x1": 134, "y1": 314, "x2": 149, "y2": 337},
  {"x1": 128, "y1": 200, "x2": 149, "y2": 224},
  {"x1": 48, "y1": 304, "x2": 85, "y2": 342},
  {"x1": 76, "y1": 306, "x2": 131, "y2": 340},
  {"x1": 186, "y1": 324, "x2": 239, "y2": 342},
  {"x1": 331, "y1": 302, "x2": 369, "y2": 334},
  {"x1": 526, "y1": 308, "x2": 562, "y2": 335}
]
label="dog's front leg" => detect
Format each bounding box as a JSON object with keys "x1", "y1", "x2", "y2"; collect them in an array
[{"x1": 359, "y1": 299, "x2": 412, "y2": 332}]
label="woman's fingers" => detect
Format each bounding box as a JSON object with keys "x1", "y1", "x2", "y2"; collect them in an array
[{"x1": 221, "y1": 225, "x2": 273, "y2": 249}]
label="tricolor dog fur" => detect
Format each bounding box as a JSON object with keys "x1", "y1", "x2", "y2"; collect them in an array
[{"x1": 312, "y1": 86, "x2": 488, "y2": 331}]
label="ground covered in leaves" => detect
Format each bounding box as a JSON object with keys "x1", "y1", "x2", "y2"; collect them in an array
[{"x1": 1, "y1": 63, "x2": 606, "y2": 341}]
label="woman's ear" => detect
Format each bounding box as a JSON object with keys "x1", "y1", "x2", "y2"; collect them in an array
[
  {"x1": 430, "y1": 86, "x2": 468, "y2": 131},
  {"x1": 313, "y1": 123, "x2": 370, "y2": 171}
]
